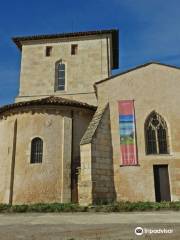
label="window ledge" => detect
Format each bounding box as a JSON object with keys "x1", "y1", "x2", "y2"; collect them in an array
[
  {"x1": 120, "y1": 164, "x2": 140, "y2": 167},
  {"x1": 144, "y1": 154, "x2": 174, "y2": 158},
  {"x1": 54, "y1": 90, "x2": 67, "y2": 93},
  {"x1": 145, "y1": 154, "x2": 172, "y2": 157},
  {"x1": 30, "y1": 163, "x2": 42, "y2": 165}
]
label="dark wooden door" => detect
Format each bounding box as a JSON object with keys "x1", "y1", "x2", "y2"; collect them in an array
[{"x1": 153, "y1": 165, "x2": 171, "y2": 202}]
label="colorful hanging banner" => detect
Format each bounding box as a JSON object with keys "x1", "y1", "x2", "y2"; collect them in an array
[{"x1": 118, "y1": 100, "x2": 138, "y2": 165}]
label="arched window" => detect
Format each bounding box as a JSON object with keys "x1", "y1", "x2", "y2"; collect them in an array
[
  {"x1": 145, "y1": 111, "x2": 169, "y2": 155},
  {"x1": 31, "y1": 137, "x2": 43, "y2": 163},
  {"x1": 56, "y1": 62, "x2": 65, "y2": 91}
]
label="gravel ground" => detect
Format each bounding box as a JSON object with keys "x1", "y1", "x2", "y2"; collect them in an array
[{"x1": 0, "y1": 211, "x2": 179, "y2": 240}]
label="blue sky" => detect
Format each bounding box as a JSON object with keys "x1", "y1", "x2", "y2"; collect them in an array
[{"x1": 0, "y1": 0, "x2": 180, "y2": 106}]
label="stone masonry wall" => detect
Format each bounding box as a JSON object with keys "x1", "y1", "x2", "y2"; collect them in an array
[
  {"x1": 16, "y1": 35, "x2": 112, "y2": 106},
  {"x1": 96, "y1": 64, "x2": 180, "y2": 202},
  {"x1": 71, "y1": 110, "x2": 94, "y2": 202},
  {"x1": 78, "y1": 144, "x2": 93, "y2": 205},
  {"x1": 0, "y1": 119, "x2": 15, "y2": 203},
  {"x1": 79, "y1": 105, "x2": 115, "y2": 205},
  {"x1": 0, "y1": 105, "x2": 94, "y2": 204},
  {"x1": 91, "y1": 106, "x2": 115, "y2": 204}
]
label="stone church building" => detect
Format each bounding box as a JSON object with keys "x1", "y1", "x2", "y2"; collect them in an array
[{"x1": 0, "y1": 29, "x2": 180, "y2": 205}]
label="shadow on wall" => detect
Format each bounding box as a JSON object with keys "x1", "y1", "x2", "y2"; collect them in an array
[{"x1": 91, "y1": 106, "x2": 117, "y2": 204}]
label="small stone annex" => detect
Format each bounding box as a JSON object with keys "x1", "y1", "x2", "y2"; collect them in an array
[{"x1": 0, "y1": 29, "x2": 180, "y2": 205}]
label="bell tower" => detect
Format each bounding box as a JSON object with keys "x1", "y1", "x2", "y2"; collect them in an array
[{"x1": 13, "y1": 29, "x2": 119, "y2": 105}]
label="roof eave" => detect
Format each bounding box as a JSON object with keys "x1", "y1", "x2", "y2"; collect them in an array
[
  {"x1": 0, "y1": 97, "x2": 97, "y2": 116},
  {"x1": 12, "y1": 29, "x2": 119, "y2": 68}
]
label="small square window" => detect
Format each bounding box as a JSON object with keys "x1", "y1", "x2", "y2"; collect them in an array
[
  {"x1": 46, "y1": 46, "x2": 52, "y2": 57},
  {"x1": 71, "y1": 44, "x2": 78, "y2": 55}
]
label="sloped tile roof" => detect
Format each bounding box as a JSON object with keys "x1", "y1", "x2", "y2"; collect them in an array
[
  {"x1": 0, "y1": 96, "x2": 97, "y2": 115},
  {"x1": 80, "y1": 104, "x2": 107, "y2": 145}
]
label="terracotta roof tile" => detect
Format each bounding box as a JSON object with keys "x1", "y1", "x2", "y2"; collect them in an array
[
  {"x1": 80, "y1": 104, "x2": 107, "y2": 145},
  {"x1": 0, "y1": 96, "x2": 97, "y2": 115}
]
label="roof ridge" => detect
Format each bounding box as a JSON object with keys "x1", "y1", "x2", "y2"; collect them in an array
[{"x1": 94, "y1": 61, "x2": 180, "y2": 86}]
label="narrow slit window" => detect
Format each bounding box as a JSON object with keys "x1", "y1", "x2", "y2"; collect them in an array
[
  {"x1": 31, "y1": 137, "x2": 43, "y2": 163},
  {"x1": 46, "y1": 46, "x2": 52, "y2": 57},
  {"x1": 71, "y1": 44, "x2": 78, "y2": 55},
  {"x1": 56, "y1": 63, "x2": 65, "y2": 90}
]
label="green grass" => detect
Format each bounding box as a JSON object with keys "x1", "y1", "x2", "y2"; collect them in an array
[{"x1": 0, "y1": 201, "x2": 180, "y2": 213}]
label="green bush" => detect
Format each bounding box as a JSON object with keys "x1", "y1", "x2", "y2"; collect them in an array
[
  {"x1": 89, "y1": 201, "x2": 180, "y2": 212},
  {"x1": 12, "y1": 204, "x2": 29, "y2": 212},
  {"x1": 0, "y1": 204, "x2": 11, "y2": 212},
  {"x1": 0, "y1": 201, "x2": 179, "y2": 213},
  {"x1": 26, "y1": 203, "x2": 83, "y2": 212}
]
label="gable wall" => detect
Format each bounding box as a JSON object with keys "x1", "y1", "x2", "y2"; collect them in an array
[{"x1": 96, "y1": 64, "x2": 180, "y2": 201}]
